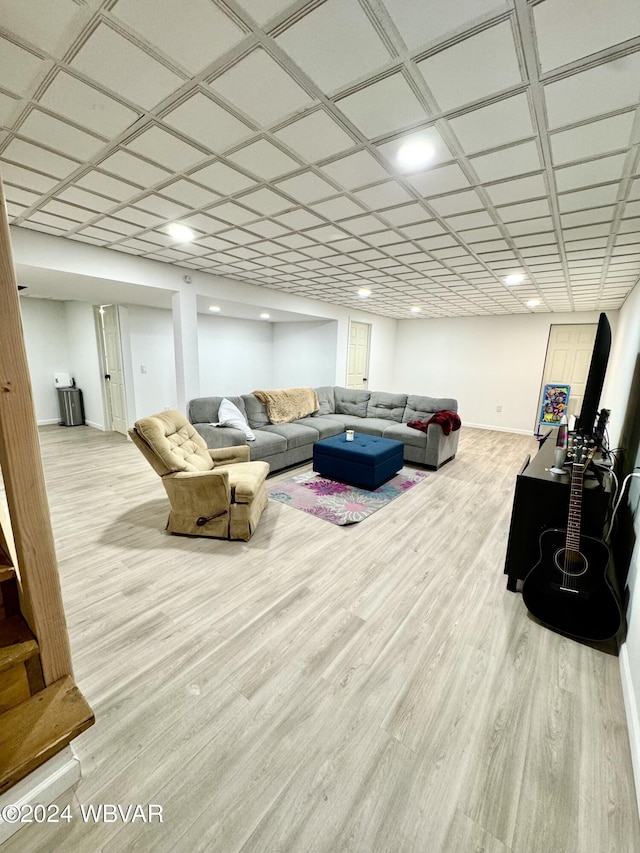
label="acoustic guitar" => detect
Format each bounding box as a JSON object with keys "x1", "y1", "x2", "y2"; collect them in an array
[{"x1": 522, "y1": 435, "x2": 621, "y2": 642}]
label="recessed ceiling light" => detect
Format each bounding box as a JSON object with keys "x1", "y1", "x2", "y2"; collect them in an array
[
  {"x1": 410, "y1": 306, "x2": 422, "y2": 314},
  {"x1": 504, "y1": 273, "x2": 525, "y2": 285},
  {"x1": 526, "y1": 299, "x2": 540, "y2": 307},
  {"x1": 357, "y1": 288, "x2": 371, "y2": 297},
  {"x1": 209, "y1": 305, "x2": 221, "y2": 312},
  {"x1": 167, "y1": 222, "x2": 195, "y2": 242},
  {"x1": 260, "y1": 312, "x2": 270, "y2": 320},
  {"x1": 397, "y1": 140, "x2": 435, "y2": 170}
]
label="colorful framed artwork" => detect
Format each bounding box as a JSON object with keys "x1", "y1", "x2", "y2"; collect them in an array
[{"x1": 538, "y1": 383, "x2": 571, "y2": 427}]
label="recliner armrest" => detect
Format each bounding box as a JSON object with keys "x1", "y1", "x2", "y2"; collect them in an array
[{"x1": 210, "y1": 446, "x2": 251, "y2": 465}]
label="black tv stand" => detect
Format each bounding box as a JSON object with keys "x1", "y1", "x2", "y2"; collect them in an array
[{"x1": 503, "y1": 436, "x2": 612, "y2": 591}]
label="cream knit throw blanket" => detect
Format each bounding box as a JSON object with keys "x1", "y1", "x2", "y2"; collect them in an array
[{"x1": 253, "y1": 387, "x2": 319, "y2": 424}]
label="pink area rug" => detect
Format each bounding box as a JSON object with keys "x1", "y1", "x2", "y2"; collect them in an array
[{"x1": 267, "y1": 468, "x2": 428, "y2": 526}]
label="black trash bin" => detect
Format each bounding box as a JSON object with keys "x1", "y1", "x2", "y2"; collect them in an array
[{"x1": 57, "y1": 387, "x2": 85, "y2": 426}]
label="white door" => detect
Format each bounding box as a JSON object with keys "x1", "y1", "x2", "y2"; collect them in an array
[
  {"x1": 539, "y1": 323, "x2": 598, "y2": 425},
  {"x1": 99, "y1": 305, "x2": 128, "y2": 435},
  {"x1": 347, "y1": 321, "x2": 371, "y2": 389}
]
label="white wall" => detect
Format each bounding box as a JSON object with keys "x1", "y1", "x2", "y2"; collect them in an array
[
  {"x1": 125, "y1": 305, "x2": 177, "y2": 421},
  {"x1": 19, "y1": 297, "x2": 70, "y2": 424},
  {"x1": 606, "y1": 279, "x2": 640, "y2": 814},
  {"x1": 272, "y1": 320, "x2": 338, "y2": 388},
  {"x1": 392, "y1": 310, "x2": 613, "y2": 433},
  {"x1": 63, "y1": 301, "x2": 104, "y2": 429},
  {"x1": 198, "y1": 314, "x2": 273, "y2": 395}
]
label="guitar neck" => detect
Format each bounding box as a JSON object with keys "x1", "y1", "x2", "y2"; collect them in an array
[{"x1": 566, "y1": 464, "x2": 584, "y2": 550}]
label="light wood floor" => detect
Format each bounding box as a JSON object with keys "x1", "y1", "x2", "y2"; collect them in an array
[{"x1": 2, "y1": 425, "x2": 638, "y2": 853}]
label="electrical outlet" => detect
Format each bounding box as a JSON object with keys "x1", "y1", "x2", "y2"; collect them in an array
[
  {"x1": 496, "y1": 404, "x2": 502, "y2": 412},
  {"x1": 140, "y1": 364, "x2": 147, "y2": 374}
]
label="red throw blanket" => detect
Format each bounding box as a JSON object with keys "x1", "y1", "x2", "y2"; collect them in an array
[{"x1": 408, "y1": 410, "x2": 461, "y2": 436}]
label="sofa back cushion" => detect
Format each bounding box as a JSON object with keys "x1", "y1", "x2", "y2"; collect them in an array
[
  {"x1": 314, "y1": 386, "x2": 335, "y2": 415},
  {"x1": 334, "y1": 386, "x2": 370, "y2": 417},
  {"x1": 403, "y1": 395, "x2": 458, "y2": 423},
  {"x1": 189, "y1": 396, "x2": 246, "y2": 425},
  {"x1": 367, "y1": 391, "x2": 407, "y2": 422},
  {"x1": 242, "y1": 393, "x2": 271, "y2": 429}
]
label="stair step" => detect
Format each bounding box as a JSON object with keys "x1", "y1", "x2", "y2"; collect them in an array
[
  {"x1": 0, "y1": 675, "x2": 94, "y2": 795},
  {"x1": 0, "y1": 616, "x2": 39, "y2": 675},
  {"x1": 0, "y1": 566, "x2": 15, "y2": 582}
]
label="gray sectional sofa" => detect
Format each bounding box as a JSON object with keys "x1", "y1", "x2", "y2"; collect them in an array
[{"x1": 188, "y1": 386, "x2": 459, "y2": 474}]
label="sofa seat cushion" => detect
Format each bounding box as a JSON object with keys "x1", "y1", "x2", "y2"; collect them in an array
[
  {"x1": 382, "y1": 422, "x2": 428, "y2": 449},
  {"x1": 248, "y1": 430, "x2": 287, "y2": 457},
  {"x1": 403, "y1": 395, "x2": 458, "y2": 422},
  {"x1": 296, "y1": 416, "x2": 343, "y2": 439},
  {"x1": 367, "y1": 391, "x2": 407, "y2": 422},
  {"x1": 262, "y1": 422, "x2": 319, "y2": 449},
  {"x1": 322, "y1": 414, "x2": 366, "y2": 430},
  {"x1": 347, "y1": 418, "x2": 394, "y2": 436}
]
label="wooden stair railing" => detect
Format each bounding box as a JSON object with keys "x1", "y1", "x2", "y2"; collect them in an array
[{"x1": 0, "y1": 175, "x2": 94, "y2": 795}]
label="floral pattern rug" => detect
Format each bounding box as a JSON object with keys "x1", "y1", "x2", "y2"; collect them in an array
[{"x1": 267, "y1": 468, "x2": 429, "y2": 525}]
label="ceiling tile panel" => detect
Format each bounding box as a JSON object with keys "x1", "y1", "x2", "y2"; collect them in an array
[
  {"x1": 189, "y1": 161, "x2": 257, "y2": 194},
  {"x1": 275, "y1": 0, "x2": 392, "y2": 94},
  {"x1": 485, "y1": 174, "x2": 547, "y2": 205},
  {"x1": 534, "y1": 0, "x2": 640, "y2": 72},
  {"x1": 18, "y1": 110, "x2": 106, "y2": 159},
  {"x1": 275, "y1": 172, "x2": 337, "y2": 203},
  {"x1": 0, "y1": 0, "x2": 81, "y2": 53},
  {"x1": 471, "y1": 140, "x2": 541, "y2": 182},
  {"x1": 407, "y1": 163, "x2": 471, "y2": 197},
  {"x1": 352, "y1": 181, "x2": 414, "y2": 208},
  {"x1": 76, "y1": 170, "x2": 140, "y2": 201},
  {"x1": 163, "y1": 93, "x2": 253, "y2": 153},
  {"x1": 554, "y1": 154, "x2": 626, "y2": 192},
  {"x1": 158, "y1": 179, "x2": 219, "y2": 208},
  {"x1": 310, "y1": 196, "x2": 366, "y2": 220},
  {"x1": 550, "y1": 112, "x2": 635, "y2": 165},
  {"x1": 448, "y1": 93, "x2": 534, "y2": 155},
  {"x1": 0, "y1": 37, "x2": 47, "y2": 97},
  {"x1": 274, "y1": 110, "x2": 356, "y2": 162},
  {"x1": 124, "y1": 126, "x2": 205, "y2": 170},
  {"x1": 2, "y1": 138, "x2": 80, "y2": 179},
  {"x1": 383, "y1": 0, "x2": 509, "y2": 51},
  {"x1": 98, "y1": 150, "x2": 171, "y2": 186},
  {"x1": 209, "y1": 48, "x2": 314, "y2": 127},
  {"x1": 70, "y1": 24, "x2": 184, "y2": 110},
  {"x1": 429, "y1": 189, "x2": 485, "y2": 216},
  {"x1": 227, "y1": 139, "x2": 302, "y2": 179},
  {"x1": 336, "y1": 74, "x2": 429, "y2": 138},
  {"x1": 56, "y1": 186, "x2": 116, "y2": 213},
  {"x1": 38, "y1": 72, "x2": 140, "y2": 138},
  {"x1": 416, "y1": 22, "x2": 522, "y2": 111},
  {"x1": 111, "y1": 0, "x2": 245, "y2": 74},
  {"x1": 319, "y1": 151, "x2": 390, "y2": 190},
  {"x1": 544, "y1": 51, "x2": 640, "y2": 129},
  {"x1": 237, "y1": 187, "x2": 293, "y2": 215},
  {"x1": 233, "y1": 0, "x2": 295, "y2": 26},
  {"x1": 557, "y1": 184, "x2": 620, "y2": 212}
]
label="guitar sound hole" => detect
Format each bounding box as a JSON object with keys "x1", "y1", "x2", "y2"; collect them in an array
[{"x1": 553, "y1": 548, "x2": 588, "y2": 577}]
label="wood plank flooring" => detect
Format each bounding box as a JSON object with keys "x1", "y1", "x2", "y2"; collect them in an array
[{"x1": 1, "y1": 425, "x2": 638, "y2": 853}]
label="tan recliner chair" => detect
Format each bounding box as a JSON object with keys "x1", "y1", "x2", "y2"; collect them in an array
[{"x1": 129, "y1": 410, "x2": 269, "y2": 541}]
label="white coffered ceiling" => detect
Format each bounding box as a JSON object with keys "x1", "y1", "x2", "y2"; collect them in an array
[{"x1": 1, "y1": 0, "x2": 639, "y2": 319}]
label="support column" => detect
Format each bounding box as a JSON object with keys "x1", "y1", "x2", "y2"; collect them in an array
[{"x1": 172, "y1": 286, "x2": 200, "y2": 413}]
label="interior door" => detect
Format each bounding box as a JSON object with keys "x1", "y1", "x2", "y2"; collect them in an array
[
  {"x1": 99, "y1": 304, "x2": 128, "y2": 435},
  {"x1": 539, "y1": 323, "x2": 598, "y2": 425},
  {"x1": 347, "y1": 321, "x2": 371, "y2": 389}
]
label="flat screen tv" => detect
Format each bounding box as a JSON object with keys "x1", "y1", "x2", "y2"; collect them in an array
[{"x1": 575, "y1": 312, "x2": 611, "y2": 438}]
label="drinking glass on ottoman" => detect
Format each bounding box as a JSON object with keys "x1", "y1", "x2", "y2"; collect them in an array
[{"x1": 313, "y1": 433, "x2": 404, "y2": 490}]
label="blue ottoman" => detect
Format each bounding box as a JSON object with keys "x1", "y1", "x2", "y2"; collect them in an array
[{"x1": 313, "y1": 433, "x2": 404, "y2": 490}]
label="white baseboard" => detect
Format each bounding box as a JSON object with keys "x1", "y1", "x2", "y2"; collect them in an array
[
  {"x1": 36, "y1": 418, "x2": 61, "y2": 426},
  {"x1": 619, "y1": 642, "x2": 640, "y2": 820},
  {"x1": 0, "y1": 746, "x2": 81, "y2": 844},
  {"x1": 85, "y1": 420, "x2": 104, "y2": 430},
  {"x1": 463, "y1": 421, "x2": 533, "y2": 436}
]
